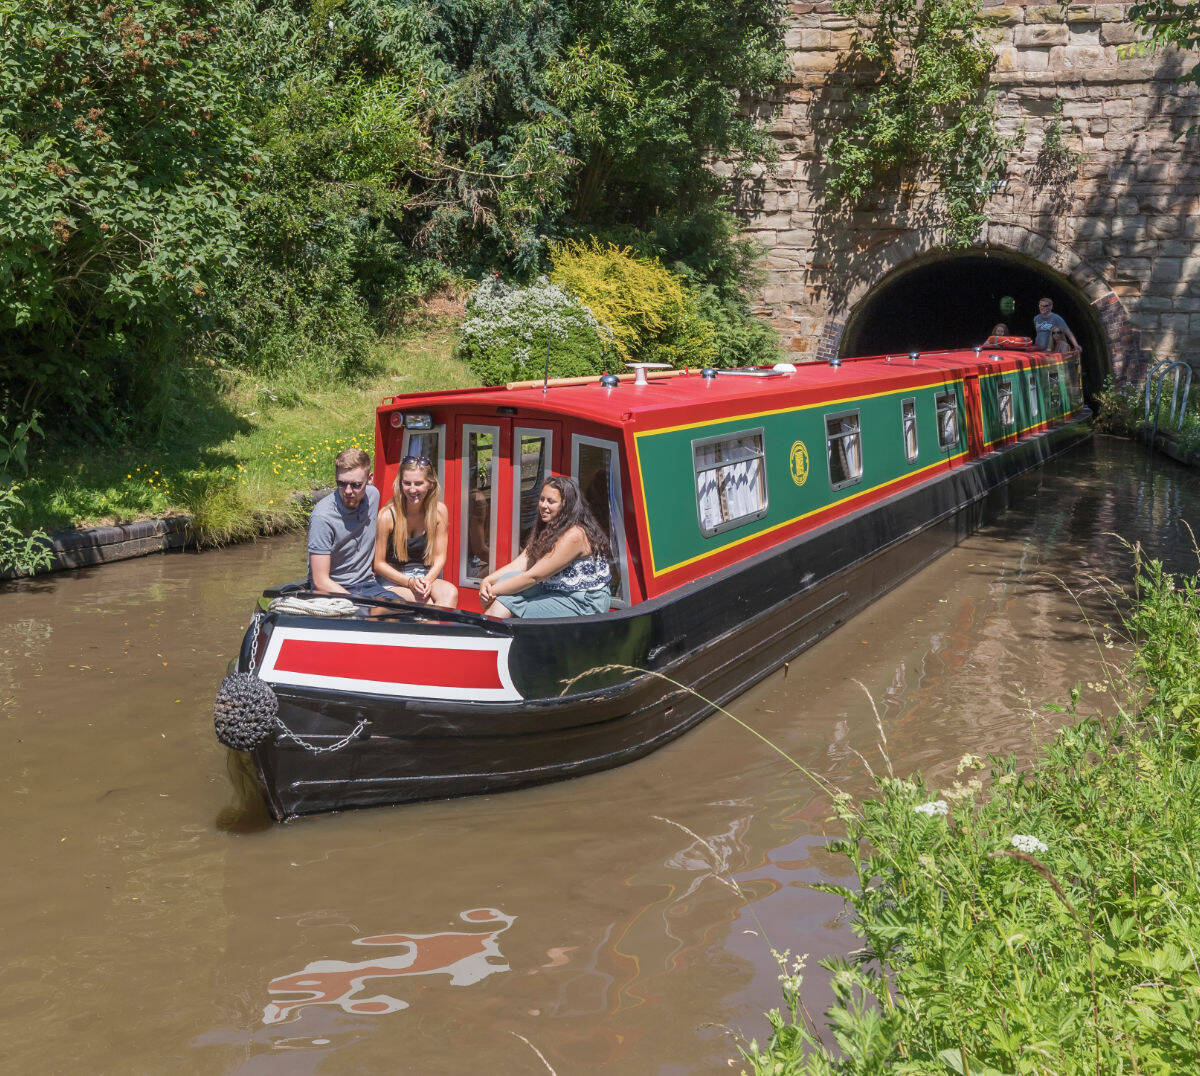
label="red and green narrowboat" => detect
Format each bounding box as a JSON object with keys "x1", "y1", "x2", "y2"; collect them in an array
[{"x1": 222, "y1": 342, "x2": 1090, "y2": 820}]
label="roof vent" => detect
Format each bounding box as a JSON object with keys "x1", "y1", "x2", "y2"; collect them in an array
[
  {"x1": 701, "y1": 367, "x2": 718, "y2": 380},
  {"x1": 829, "y1": 354, "x2": 842, "y2": 368},
  {"x1": 599, "y1": 373, "x2": 620, "y2": 388},
  {"x1": 909, "y1": 351, "x2": 920, "y2": 363}
]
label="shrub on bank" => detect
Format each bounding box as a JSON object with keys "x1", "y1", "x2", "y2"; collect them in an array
[
  {"x1": 455, "y1": 277, "x2": 612, "y2": 386},
  {"x1": 548, "y1": 240, "x2": 717, "y2": 368},
  {"x1": 743, "y1": 555, "x2": 1200, "y2": 1073}
]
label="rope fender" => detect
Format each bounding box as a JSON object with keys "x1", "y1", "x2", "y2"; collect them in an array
[{"x1": 213, "y1": 673, "x2": 279, "y2": 751}]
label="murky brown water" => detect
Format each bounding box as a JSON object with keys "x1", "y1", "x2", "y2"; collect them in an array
[{"x1": 4, "y1": 437, "x2": 1198, "y2": 1074}]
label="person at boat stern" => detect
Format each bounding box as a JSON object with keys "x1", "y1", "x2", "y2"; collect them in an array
[
  {"x1": 479, "y1": 476, "x2": 612, "y2": 619},
  {"x1": 307, "y1": 447, "x2": 394, "y2": 599},
  {"x1": 1033, "y1": 298, "x2": 1079, "y2": 353},
  {"x1": 374, "y1": 456, "x2": 458, "y2": 608}
]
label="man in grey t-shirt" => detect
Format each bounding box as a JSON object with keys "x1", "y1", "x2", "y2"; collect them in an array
[
  {"x1": 1033, "y1": 297, "x2": 1079, "y2": 353},
  {"x1": 307, "y1": 447, "x2": 394, "y2": 599}
]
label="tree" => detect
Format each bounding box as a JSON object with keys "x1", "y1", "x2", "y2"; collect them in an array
[{"x1": 0, "y1": 0, "x2": 250, "y2": 429}]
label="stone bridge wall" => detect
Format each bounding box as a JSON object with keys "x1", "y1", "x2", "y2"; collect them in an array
[{"x1": 731, "y1": 0, "x2": 1200, "y2": 379}]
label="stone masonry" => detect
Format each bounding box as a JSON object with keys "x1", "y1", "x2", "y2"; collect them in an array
[{"x1": 726, "y1": 0, "x2": 1200, "y2": 379}]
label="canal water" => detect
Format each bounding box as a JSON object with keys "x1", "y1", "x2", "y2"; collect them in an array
[{"x1": 4, "y1": 437, "x2": 1198, "y2": 1074}]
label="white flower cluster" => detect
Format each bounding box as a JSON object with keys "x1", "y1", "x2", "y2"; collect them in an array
[
  {"x1": 459, "y1": 276, "x2": 610, "y2": 373},
  {"x1": 1010, "y1": 834, "x2": 1048, "y2": 854},
  {"x1": 913, "y1": 799, "x2": 949, "y2": 817}
]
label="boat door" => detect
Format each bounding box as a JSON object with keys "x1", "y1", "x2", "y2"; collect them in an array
[{"x1": 452, "y1": 417, "x2": 561, "y2": 598}]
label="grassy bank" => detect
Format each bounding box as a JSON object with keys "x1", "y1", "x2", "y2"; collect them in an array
[
  {"x1": 16, "y1": 323, "x2": 471, "y2": 543},
  {"x1": 743, "y1": 553, "x2": 1200, "y2": 1073}
]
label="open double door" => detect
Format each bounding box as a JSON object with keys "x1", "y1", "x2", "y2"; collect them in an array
[{"x1": 398, "y1": 415, "x2": 629, "y2": 611}]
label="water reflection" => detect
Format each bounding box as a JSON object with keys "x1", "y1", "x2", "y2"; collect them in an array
[{"x1": 263, "y1": 908, "x2": 515, "y2": 1025}]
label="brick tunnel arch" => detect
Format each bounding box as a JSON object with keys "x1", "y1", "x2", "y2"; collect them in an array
[{"x1": 824, "y1": 230, "x2": 1144, "y2": 396}]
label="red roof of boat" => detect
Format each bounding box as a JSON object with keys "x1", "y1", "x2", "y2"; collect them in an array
[{"x1": 380, "y1": 347, "x2": 1054, "y2": 430}]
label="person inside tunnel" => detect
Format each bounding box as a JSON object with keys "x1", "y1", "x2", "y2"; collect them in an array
[{"x1": 839, "y1": 252, "x2": 1106, "y2": 398}]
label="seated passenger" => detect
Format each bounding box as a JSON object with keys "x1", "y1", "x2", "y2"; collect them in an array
[
  {"x1": 985, "y1": 322, "x2": 1008, "y2": 346},
  {"x1": 308, "y1": 447, "x2": 395, "y2": 600},
  {"x1": 479, "y1": 476, "x2": 612, "y2": 619},
  {"x1": 374, "y1": 456, "x2": 458, "y2": 608}
]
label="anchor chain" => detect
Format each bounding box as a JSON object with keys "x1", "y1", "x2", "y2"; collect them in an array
[
  {"x1": 215, "y1": 610, "x2": 366, "y2": 754},
  {"x1": 273, "y1": 718, "x2": 368, "y2": 755}
]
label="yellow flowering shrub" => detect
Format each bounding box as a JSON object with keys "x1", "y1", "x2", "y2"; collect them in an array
[{"x1": 548, "y1": 240, "x2": 716, "y2": 368}]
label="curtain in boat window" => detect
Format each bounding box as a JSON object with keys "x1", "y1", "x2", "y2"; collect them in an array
[
  {"x1": 826, "y1": 412, "x2": 862, "y2": 488},
  {"x1": 694, "y1": 433, "x2": 767, "y2": 534},
  {"x1": 937, "y1": 393, "x2": 959, "y2": 448}
]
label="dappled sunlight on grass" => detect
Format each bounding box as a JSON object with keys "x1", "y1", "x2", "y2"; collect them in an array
[{"x1": 19, "y1": 326, "x2": 470, "y2": 537}]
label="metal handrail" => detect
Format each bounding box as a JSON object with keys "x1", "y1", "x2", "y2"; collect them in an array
[{"x1": 1144, "y1": 360, "x2": 1193, "y2": 441}]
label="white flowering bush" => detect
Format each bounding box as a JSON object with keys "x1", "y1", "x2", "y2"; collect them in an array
[{"x1": 455, "y1": 276, "x2": 613, "y2": 386}]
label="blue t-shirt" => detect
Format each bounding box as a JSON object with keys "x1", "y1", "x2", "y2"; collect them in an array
[
  {"x1": 307, "y1": 485, "x2": 380, "y2": 586},
  {"x1": 1033, "y1": 312, "x2": 1070, "y2": 351}
]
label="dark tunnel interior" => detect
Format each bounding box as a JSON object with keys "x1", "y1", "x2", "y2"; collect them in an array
[{"x1": 839, "y1": 253, "x2": 1108, "y2": 398}]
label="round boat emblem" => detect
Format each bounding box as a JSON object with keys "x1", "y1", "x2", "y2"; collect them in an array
[{"x1": 789, "y1": 440, "x2": 809, "y2": 486}]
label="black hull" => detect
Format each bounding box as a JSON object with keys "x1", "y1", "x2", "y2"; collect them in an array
[{"x1": 246, "y1": 419, "x2": 1091, "y2": 820}]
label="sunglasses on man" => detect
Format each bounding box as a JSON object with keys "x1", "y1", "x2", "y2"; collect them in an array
[{"x1": 336, "y1": 479, "x2": 366, "y2": 491}]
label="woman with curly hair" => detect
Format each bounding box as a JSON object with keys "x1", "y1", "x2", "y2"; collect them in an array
[{"x1": 479, "y1": 475, "x2": 612, "y2": 619}]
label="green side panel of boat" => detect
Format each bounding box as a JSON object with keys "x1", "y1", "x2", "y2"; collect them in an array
[
  {"x1": 980, "y1": 358, "x2": 1076, "y2": 447},
  {"x1": 635, "y1": 380, "x2": 968, "y2": 575}
]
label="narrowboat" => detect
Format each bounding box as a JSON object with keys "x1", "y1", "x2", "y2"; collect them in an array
[{"x1": 219, "y1": 342, "x2": 1090, "y2": 820}]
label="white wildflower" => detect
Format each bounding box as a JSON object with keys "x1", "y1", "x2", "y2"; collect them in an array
[
  {"x1": 1010, "y1": 834, "x2": 1048, "y2": 855},
  {"x1": 913, "y1": 800, "x2": 949, "y2": 817},
  {"x1": 956, "y1": 753, "x2": 985, "y2": 775}
]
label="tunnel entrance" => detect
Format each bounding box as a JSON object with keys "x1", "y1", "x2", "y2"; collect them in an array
[{"x1": 839, "y1": 250, "x2": 1110, "y2": 397}]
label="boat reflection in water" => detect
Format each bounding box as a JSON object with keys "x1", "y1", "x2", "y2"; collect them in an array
[{"x1": 262, "y1": 908, "x2": 516, "y2": 1025}]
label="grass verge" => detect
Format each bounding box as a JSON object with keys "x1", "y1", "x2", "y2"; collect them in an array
[
  {"x1": 16, "y1": 324, "x2": 472, "y2": 544},
  {"x1": 743, "y1": 551, "x2": 1200, "y2": 1073}
]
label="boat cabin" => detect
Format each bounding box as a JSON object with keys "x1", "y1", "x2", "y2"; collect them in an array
[{"x1": 374, "y1": 345, "x2": 1083, "y2": 615}]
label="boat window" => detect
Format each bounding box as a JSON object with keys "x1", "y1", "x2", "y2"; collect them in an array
[
  {"x1": 936, "y1": 391, "x2": 960, "y2": 449},
  {"x1": 513, "y1": 428, "x2": 553, "y2": 554},
  {"x1": 692, "y1": 428, "x2": 769, "y2": 537},
  {"x1": 998, "y1": 380, "x2": 1015, "y2": 428},
  {"x1": 1049, "y1": 372, "x2": 1063, "y2": 412},
  {"x1": 1028, "y1": 379, "x2": 1040, "y2": 421},
  {"x1": 901, "y1": 398, "x2": 919, "y2": 463},
  {"x1": 460, "y1": 425, "x2": 499, "y2": 587},
  {"x1": 401, "y1": 426, "x2": 446, "y2": 498},
  {"x1": 826, "y1": 411, "x2": 863, "y2": 491},
  {"x1": 572, "y1": 435, "x2": 630, "y2": 602}
]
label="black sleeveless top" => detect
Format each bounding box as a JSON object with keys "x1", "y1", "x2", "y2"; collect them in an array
[{"x1": 385, "y1": 507, "x2": 428, "y2": 570}]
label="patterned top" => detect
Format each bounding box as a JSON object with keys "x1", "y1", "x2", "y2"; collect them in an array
[{"x1": 541, "y1": 554, "x2": 612, "y2": 594}]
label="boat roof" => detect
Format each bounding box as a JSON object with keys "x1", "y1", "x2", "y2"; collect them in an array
[{"x1": 380, "y1": 347, "x2": 1059, "y2": 431}]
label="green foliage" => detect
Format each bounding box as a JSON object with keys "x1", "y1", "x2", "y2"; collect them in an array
[
  {"x1": 744, "y1": 556, "x2": 1200, "y2": 1074},
  {"x1": 2, "y1": 0, "x2": 788, "y2": 492},
  {"x1": 549, "y1": 239, "x2": 716, "y2": 367},
  {"x1": 0, "y1": 0, "x2": 250, "y2": 429},
  {"x1": 0, "y1": 484, "x2": 52, "y2": 575},
  {"x1": 0, "y1": 407, "x2": 43, "y2": 476},
  {"x1": 1093, "y1": 374, "x2": 1144, "y2": 436},
  {"x1": 552, "y1": 0, "x2": 788, "y2": 226},
  {"x1": 454, "y1": 276, "x2": 612, "y2": 386},
  {"x1": 1128, "y1": 0, "x2": 1200, "y2": 119},
  {"x1": 690, "y1": 285, "x2": 782, "y2": 368},
  {"x1": 826, "y1": 0, "x2": 1015, "y2": 247}
]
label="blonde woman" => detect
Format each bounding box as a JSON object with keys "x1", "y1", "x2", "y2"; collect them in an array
[{"x1": 374, "y1": 456, "x2": 458, "y2": 608}]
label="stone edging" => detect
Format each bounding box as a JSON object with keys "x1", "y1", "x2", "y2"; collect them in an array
[
  {"x1": 1, "y1": 488, "x2": 331, "y2": 582},
  {"x1": 1139, "y1": 429, "x2": 1200, "y2": 468}
]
